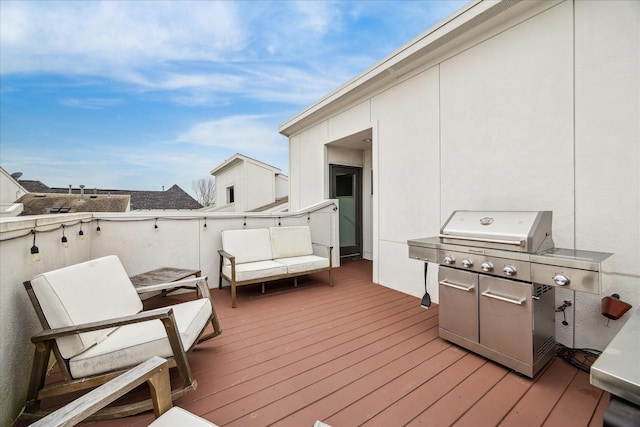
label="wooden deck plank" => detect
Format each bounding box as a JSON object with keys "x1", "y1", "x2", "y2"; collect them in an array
[
  {"x1": 270, "y1": 330, "x2": 449, "y2": 426},
  {"x1": 452, "y1": 369, "x2": 536, "y2": 426},
  {"x1": 544, "y1": 367, "x2": 605, "y2": 427},
  {"x1": 32, "y1": 259, "x2": 605, "y2": 427},
  {"x1": 361, "y1": 353, "x2": 488, "y2": 426},
  {"x1": 200, "y1": 311, "x2": 433, "y2": 425},
  {"x1": 225, "y1": 325, "x2": 438, "y2": 426},
  {"x1": 408, "y1": 360, "x2": 509, "y2": 426},
  {"x1": 183, "y1": 301, "x2": 428, "y2": 413},
  {"x1": 499, "y1": 357, "x2": 577, "y2": 427},
  {"x1": 326, "y1": 344, "x2": 467, "y2": 426}
]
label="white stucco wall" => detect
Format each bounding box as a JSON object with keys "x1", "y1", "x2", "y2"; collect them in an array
[{"x1": 284, "y1": 0, "x2": 639, "y2": 350}]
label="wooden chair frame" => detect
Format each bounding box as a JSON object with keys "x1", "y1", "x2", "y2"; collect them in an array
[
  {"x1": 29, "y1": 356, "x2": 173, "y2": 427},
  {"x1": 22, "y1": 276, "x2": 222, "y2": 421}
]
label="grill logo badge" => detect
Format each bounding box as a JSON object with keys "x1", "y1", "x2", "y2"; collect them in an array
[{"x1": 480, "y1": 216, "x2": 494, "y2": 226}]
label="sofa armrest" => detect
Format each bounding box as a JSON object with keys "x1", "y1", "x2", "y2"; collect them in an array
[
  {"x1": 312, "y1": 243, "x2": 334, "y2": 259},
  {"x1": 218, "y1": 250, "x2": 237, "y2": 290},
  {"x1": 218, "y1": 249, "x2": 235, "y2": 262}
]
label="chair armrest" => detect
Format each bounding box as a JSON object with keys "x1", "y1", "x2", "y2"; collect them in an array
[
  {"x1": 31, "y1": 307, "x2": 175, "y2": 343},
  {"x1": 29, "y1": 356, "x2": 172, "y2": 427},
  {"x1": 135, "y1": 276, "x2": 208, "y2": 294}
]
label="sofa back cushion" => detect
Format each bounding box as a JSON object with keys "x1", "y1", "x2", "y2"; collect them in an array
[
  {"x1": 270, "y1": 226, "x2": 314, "y2": 259},
  {"x1": 221, "y1": 228, "x2": 273, "y2": 265},
  {"x1": 30, "y1": 255, "x2": 142, "y2": 359}
]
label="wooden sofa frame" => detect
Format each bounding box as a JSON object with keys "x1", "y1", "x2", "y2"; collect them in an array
[{"x1": 218, "y1": 229, "x2": 333, "y2": 308}]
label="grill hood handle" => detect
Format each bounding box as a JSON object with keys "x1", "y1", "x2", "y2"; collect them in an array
[{"x1": 439, "y1": 234, "x2": 525, "y2": 247}]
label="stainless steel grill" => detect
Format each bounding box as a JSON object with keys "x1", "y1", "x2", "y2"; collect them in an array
[{"x1": 408, "y1": 210, "x2": 614, "y2": 378}]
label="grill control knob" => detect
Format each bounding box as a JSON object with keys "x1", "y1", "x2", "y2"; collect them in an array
[
  {"x1": 443, "y1": 255, "x2": 455, "y2": 265},
  {"x1": 481, "y1": 261, "x2": 494, "y2": 272},
  {"x1": 461, "y1": 259, "x2": 473, "y2": 268},
  {"x1": 503, "y1": 265, "x2": 517, "y2": 276},
  {"x1": 553, "y1": 274, "x2": 570, "y2": 286}
]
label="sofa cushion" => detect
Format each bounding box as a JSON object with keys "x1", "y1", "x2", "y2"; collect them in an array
[
  {"x1": 269, "y1": 226, "x2": 314, "y2": 259},
  {"x1": 222, "y1": 260, "x2": 287, "y2": 283},
  {"x1": 69, "y1": 298, "x2": 212, "y2": 378},
  {"x1": 274, "y1": 255, "x2": 330, "y2": 274},
  {"x1": 30, "y1": 255, "x2": 142, "y2": 359},
  {"x1": 221, "y1": 229, "x2": 273, "y2": 265}
]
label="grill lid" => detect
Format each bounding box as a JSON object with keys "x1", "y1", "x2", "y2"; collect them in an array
[{"x1": 439, "y1": 210, "x2": 554, "y2": 253}]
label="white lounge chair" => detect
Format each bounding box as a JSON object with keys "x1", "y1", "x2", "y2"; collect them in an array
[{"x1": 22, "y1": 255, "x2": 221, "y2": 421}]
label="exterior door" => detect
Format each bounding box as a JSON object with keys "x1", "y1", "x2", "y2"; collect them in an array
[{"x1": 330, "y1": 165, "x2": 362, "y2": 259}]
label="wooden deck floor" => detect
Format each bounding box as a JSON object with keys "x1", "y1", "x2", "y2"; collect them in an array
[{"x1": 66, "y1": 259, "x2": 606, "y2": 426}]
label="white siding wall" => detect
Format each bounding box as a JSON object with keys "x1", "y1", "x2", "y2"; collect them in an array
[
  {"x1": 291, "y1": 123, "x2": 328, "y2": 209},
  {"x1": 244, "y1": 162, "x2": 276, "y2": 211},
  {"x1": 572, "y1": 0, "x2": 639, "y2": 348},
  {"x1": 215, "y1": 163, "x2": 245, "y2": 211},
  {"x1": 372, "y1": 67, "x2": 441, "y2": 294},
  {"x1": 286, "y1": 0, "x2": 639, "y2": 350},
  {"x1": 275, "y1": 175, "x2": 288, "y2": 200}
]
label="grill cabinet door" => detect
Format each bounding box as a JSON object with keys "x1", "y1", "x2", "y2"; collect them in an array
[
  {"x1": 479, "y1": 275, "x2": 533, "y2": 365},
  {"x1": 438, "y1": 267, "x2": 479, "y2": 343}
]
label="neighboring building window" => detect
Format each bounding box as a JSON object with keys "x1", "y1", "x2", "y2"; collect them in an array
[{"x1": 227, "y1": 186, "x2": 235, "y2": 204}]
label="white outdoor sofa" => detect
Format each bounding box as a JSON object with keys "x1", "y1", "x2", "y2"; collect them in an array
[{"x1": 218, "y1": 226, "x2": 333, "y2": 308}]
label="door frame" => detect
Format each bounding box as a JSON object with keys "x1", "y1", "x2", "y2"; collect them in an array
[{"x1": 329, "y1": 164, "x2": 363, "y2": 259}]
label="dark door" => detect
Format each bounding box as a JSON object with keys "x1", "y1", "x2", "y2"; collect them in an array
[{"x1": 330, "y1": 165, "x2": 362, "y2": 259}]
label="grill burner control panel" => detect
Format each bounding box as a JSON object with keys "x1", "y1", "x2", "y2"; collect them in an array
[
  {"x1": 408, "y1": 237, "x2": 614, "y2": 294},
  {"x1": 436, "y1": 249, "x2": 531, "y2": 282}
]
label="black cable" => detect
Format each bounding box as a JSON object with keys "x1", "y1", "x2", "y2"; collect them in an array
[{"x1": 555, "y1": 343, "x2": 601, "y2": 373}]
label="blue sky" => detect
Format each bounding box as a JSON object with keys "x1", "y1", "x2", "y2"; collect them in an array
[{"x1": 0, "y1": 0, "x2": 466, "y2": 198}]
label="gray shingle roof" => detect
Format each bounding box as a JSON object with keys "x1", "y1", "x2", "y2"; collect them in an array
[
  {"x1": 18, "y1": 181, "x2": 202, "y2": 210},
  {"x1": 17, "y1": 193, "x2": 130, "y2": 216}
]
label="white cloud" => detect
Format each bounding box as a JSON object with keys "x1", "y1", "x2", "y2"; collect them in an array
[
  {"x1": 0, "y1": 1, "x2": 245, "y2": 74},
  {"x1": 60, "y1": 98, "x2": 122, "y2": 109},
  {"x1": 176, "y1": 115, "x2": 288, "y2": 153}
]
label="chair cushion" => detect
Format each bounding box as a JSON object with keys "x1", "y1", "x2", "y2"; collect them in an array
[
  {"x1": 69, "y1": 298, "x2": 212, "y2": 378},
  {"x1": 274, "y1": 255, "x2": 330, "y2": 274},
  {"x1": 149, "y1": 407, "x2": 219, "y2": 427},
  {"x1": 222, "y1": 260, "x2": 287, "y2": 282},
  {"x1": 30, "y1": 255, "x2": 142, "y2": 359},
  {"x1": 221, "y1": 229, "x2": 273, "y2": 265},
  {"x1": 269, "y1": 226, "x2": 314, "y2": 259}
]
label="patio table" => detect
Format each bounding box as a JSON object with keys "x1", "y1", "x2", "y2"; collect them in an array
[{"x1": 130, "y1": 267, "x2": 202, "y2": 297}]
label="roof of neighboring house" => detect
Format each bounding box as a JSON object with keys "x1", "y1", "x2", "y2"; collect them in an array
[
  {"x1": 17, "y1": 193, "x2": 130, "y2": 216},
  {"x1": 210, "y1": 153, "x2": 284, "y2": 176},
  {"x1": 18, "y1": 181, "x2": 203, "y2": 210},
  {"x1": 251, "y1": 196, "x2": 289, "y2": 212}
]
